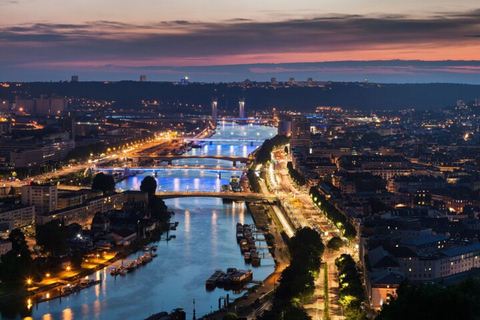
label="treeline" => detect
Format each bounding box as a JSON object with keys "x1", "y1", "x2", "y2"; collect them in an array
[
  {"x1": 335, "y1": 254, "x2": 368, "y2": 320},
  {"x1": 309, "y1": 187, "x2": 356, "y2": 239},
  {"x1": 260, "y1": 227, "x2": 324, "y2": 320},
  {"x1": 287, "y1": 161, "x2": 306, "y2": 186},
  {"x1": 6, "y1": 81, "x2": 480, "y2": 111},
  {"x1": 377, "y1": 278, "x2": 480, "y2": 320},
  {"x1": 256, "y1": 135, "x2": 290, "y2": 164}
]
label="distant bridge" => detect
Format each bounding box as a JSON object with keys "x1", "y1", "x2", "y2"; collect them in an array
[
  {"x1": 183, "y1": 138, "x2": 265, "y2": 144},
  {"x1": 156, "y1": 191, "x2": 278, "y2": 202},
  {"x1": 134, "y1": 154, "x2": 252, "y2": 166},
  {"x1": 93, "y1": 165, "x2": 243, "y2": 173}
]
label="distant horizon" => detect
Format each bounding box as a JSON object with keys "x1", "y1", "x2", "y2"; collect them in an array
[{"x1": 3, "y1": 60, "x2": 480, "y2": 85}]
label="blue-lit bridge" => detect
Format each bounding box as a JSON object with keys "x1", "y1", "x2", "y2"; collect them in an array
[
  {"x1": 134, "y1": 154, "x2": 252, "y2": 166},
  {"x1": 93, "y1": 165, "x2": 243, "y2": 174},
  {"x1": 156, "y1": 191, "x2": 278, "y2": 202},
  {"x1": 183, "y1": 138, "x2": 265, "y2": 145}
]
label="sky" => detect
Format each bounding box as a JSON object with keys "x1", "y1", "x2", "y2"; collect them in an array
[{"x1": 1, "y1": 0, "x2": 480, "y2": 83}]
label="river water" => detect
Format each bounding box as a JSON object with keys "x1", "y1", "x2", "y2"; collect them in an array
[{"x1": 3, "y1": 123, "x2": 277, "y2": 320}]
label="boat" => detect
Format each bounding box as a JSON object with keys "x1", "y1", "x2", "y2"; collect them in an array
[
  {"x1": 143, "y1": 246, "x2": 151, "y2": 251},
  {"x1": 126, "y1": 261, "x2": 137, "y2": 272},
  {"x1": 151, "y1": 245, "x2": 158, "y2": 251},
  {"x1": 61, "y1": 283, "x2": 78, "y2": 294},
  {"x1": 119, "y1": 267, "x2": 127, "y2": 276},
  {"x1": 79, "y1": 278, "x2": 100, "y2": 288},
  {"x1": 230, "y1": 175, "x2": 242, "y2": 192},
  {"x1": 141, "y1": 253, "x2": 152, "y2": 264},
  {"x1": 244, "y1": 251, "x2": 251, "y2": 263},
  {"x1": 206, "y1": 269, "x2": 225, "y2": 289},
  {"x1": 251, "y1": 250, "x2": 261, "y2": 266},
  {"x1": 230, "y1": 269, "x2": 253, "y2": 283}
]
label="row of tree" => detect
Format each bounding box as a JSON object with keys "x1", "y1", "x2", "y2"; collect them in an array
[
  {"x1": 255, "y1": 135, "x2": 290, "y2": 164},
  {"x1": 286, "y1": 162, "x2": 306, "y2": 186},
  {"x1": 335, "y1": 254, "x2": 368, "y2": 320},
  {"x1": 309, "y1": 187, "x2": 356, "y2": 240},
  {"x1": 260, "y1": 228, "x2": 325, "y2": 320}
]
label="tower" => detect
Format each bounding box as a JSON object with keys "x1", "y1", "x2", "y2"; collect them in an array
[
  {"x1": 239, "y1": 98, "x2": 245, "y2": 119},
  {"x1": 192, "y1": 298, "x2": 196, "y2": 320},
  {"x1": 211, "y1": 98, "x2": 218, "y2": 121}
]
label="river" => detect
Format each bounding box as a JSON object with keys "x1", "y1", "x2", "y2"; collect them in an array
[{"x1": 2, "y1": 122, "x2": 277, "y2": 320}]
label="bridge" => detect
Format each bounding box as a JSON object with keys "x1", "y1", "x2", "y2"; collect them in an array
[
  {"x1": 156, "y1": 191, "x2": 278, "y2": 202},
  {"x1": 93, "y1": 165, "x2": 243, "y2": 174},
  {"x1": 183, "y1": 138, "x2": 265, "y2": 145},
  {"x1": 134, "y1": 154, "x2": 252, "y2": 166}
]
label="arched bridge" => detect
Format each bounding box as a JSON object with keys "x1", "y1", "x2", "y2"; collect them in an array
[
  {"x1": 156, "y1": 191, "x2": 278, "y2": 202},
  {"x1": 135, "y1": 154, "x2": 252, "y2": 166}
]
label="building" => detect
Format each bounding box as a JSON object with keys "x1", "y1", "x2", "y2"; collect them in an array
[
  {"x1": 398, "y1": 242, "x2": 480, "y2": 281},
  {"x1": 239, "y1": 98, "x2": 245, "y2": 119},
  {"x1": 42, "y1": 132, "x2": 76, "y2": 162},
  {"x1": 288, "y1": 77, "x2": 295, "y2": 85},
  {"x1": 277, "y1": 120, "x2": 292, "y2": 136},
  {"x1": 290, "y1": 115, "x2": 311, "y2": 148},
  {"x1": 0, "y1": 117, "x2": 12, "y2": 137},
  {"x1": 0, "y1": 220, "x2": 14, "y2": 238},
  {"x1": 71, "y1": 75, "x2": 79, "y2": 82},
  {"x1": 36, "y1": 94, "x2": 68, "y2": 115},
  {"x1": 15, "y1": 94, "x2": 68, "y2": 116},
  {"x1": 270, "y1": 77, "x2": 277, "y2": 85},
  {"x1": 57, "y1": 189, "x2": 103, "y2": 210},
  {"x1": 5, "y1": 148, "x2": 44, "y2": 168},
  {"x1": 367, "y1": 268, "x2": 405, "y2": 311},
  {"x1": 0, "y1": 240, "x2": 12, "y2": 256},
  {"x1": 387, "y1": 175, "x2": 447, "y2": 194},
  {"x1": 338, "y1": 155, "x2": 412, "y2": 181},
  {"x1": 140, "y1": 75, "x2": 147, "y2": 82},
  {"x1": 0, "y1": 204, "x2": 35, "y2": 229},
  {"x1": 180, "y1": 77, "x2": 189, "y2": 85},
  {"x1": 21, "y1": 184, "x2": 58, "y2": 214},
  {"x1": 36, "y1": 192, "x2": 125, "y2": 226},
  {"x1": 211, "y1": 98, "x2": 218, "y2": 121}
]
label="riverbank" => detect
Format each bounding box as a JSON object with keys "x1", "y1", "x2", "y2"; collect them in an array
[
  {"x1": 0, "y1": 220, "x2": 171, "y2": 314},
  {"x1": 206, "y1": 201, "x2": 290, "y2": 320}
]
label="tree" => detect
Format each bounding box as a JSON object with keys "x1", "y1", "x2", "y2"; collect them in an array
[
  {"x1": 223, "y1": 313, "x2": 238, "y2": 320},
  {"x1": 327, "y1": 236, "x2": 344, "y2": 251},
  {"x1": 140, "y1": 176, "x2": 157, "y2": 201},
  {"x1": 9, "y1": 228, "x2": 29, "y2": 252},
  {"x1": 36, "y1": 220, "x2": 67, "y2": 256},
  {"x1": 92, "y1": 173, "x2": 115, "y2": 194},
  {"x1": 0, "y1": 229, "x2": 34, "y2": 284}
]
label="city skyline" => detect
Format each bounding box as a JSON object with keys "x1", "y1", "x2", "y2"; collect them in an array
[{"x1": 1, "y1": 1, "x2": 480, "y2": 82}]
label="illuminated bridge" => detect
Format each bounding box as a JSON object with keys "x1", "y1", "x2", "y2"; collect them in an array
[
  {"x1": 156, "y1": 191, "x2": 278, "y2": 202},
  {"x1": 134, "y1": 154, "x2": 252, "y2": 166},
  {"x1": 93, "y1": 165, "x2": 243, "y2": 174},
  {"x1": 183, "y1": 138, "x2": 265, "y2": 142}
]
